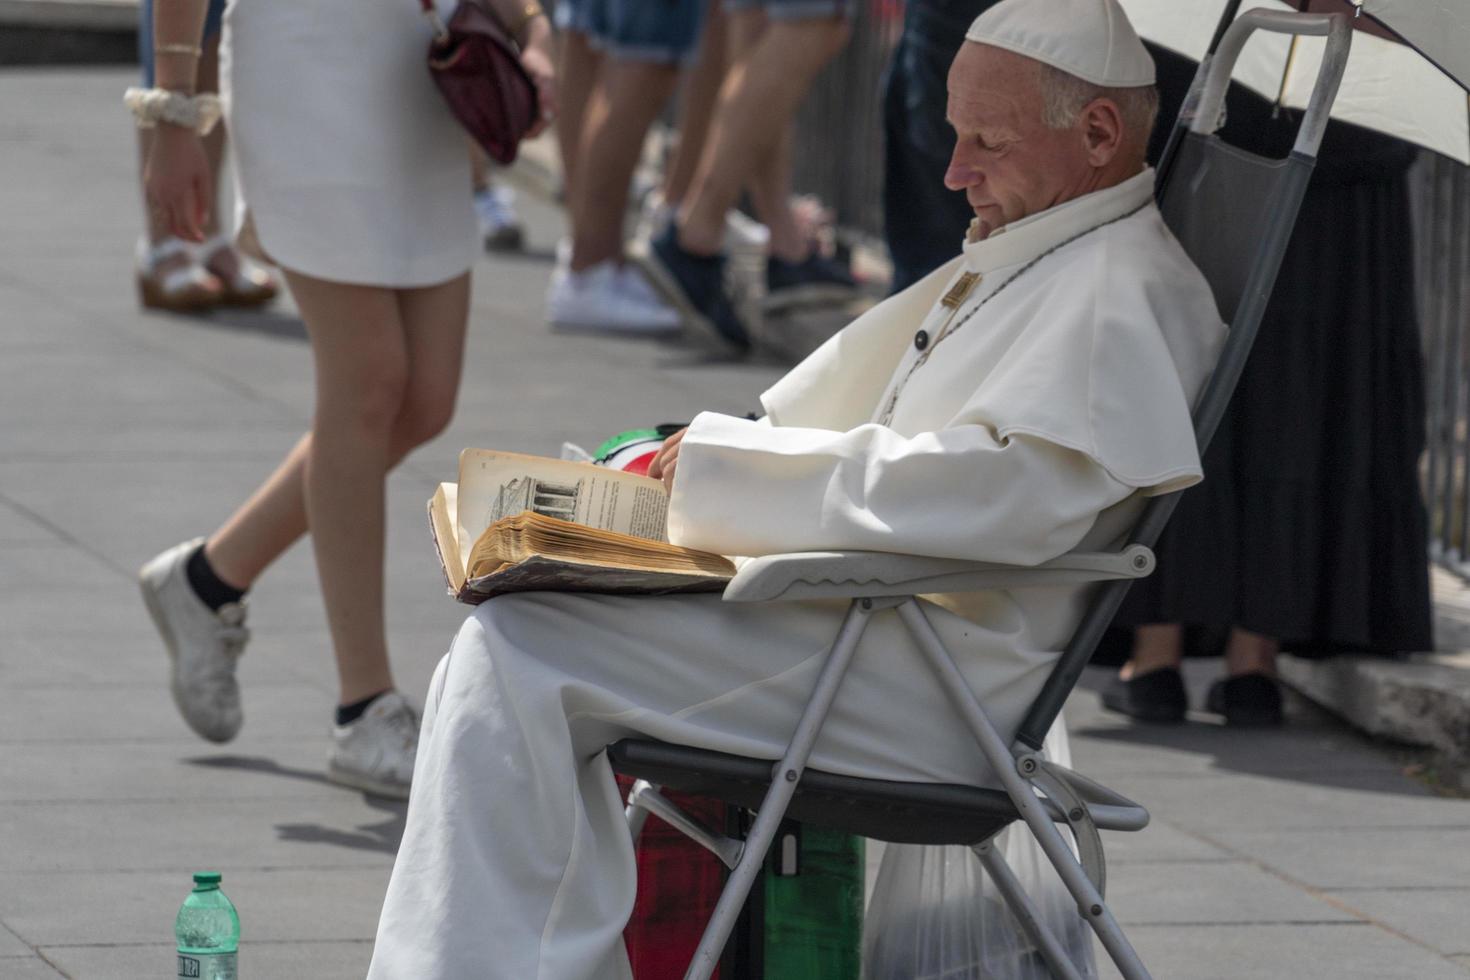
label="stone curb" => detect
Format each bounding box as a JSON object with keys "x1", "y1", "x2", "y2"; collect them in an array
[{"x1": 1279, "y1": 566, "x2": 1470, "y2": 785}]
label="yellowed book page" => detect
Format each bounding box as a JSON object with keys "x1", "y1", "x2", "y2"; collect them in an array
[
  {"x1": 427, "y1": 483, "x2": 466, "y2": 593},
  {"x1": 465, "y1": 513, "x2": 734, "y2": 581},
  {"x1": 455, "y1": 449, "x2": 671, "y2": 559}
]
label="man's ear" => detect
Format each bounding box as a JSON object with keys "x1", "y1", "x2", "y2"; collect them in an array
[{"x1": 1079, "y1": 98, "x2": 1124, "y2": 168}]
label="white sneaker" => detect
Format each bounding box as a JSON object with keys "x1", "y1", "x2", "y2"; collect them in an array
[
  {"x1": 724, "y1": 207, "x2": 770, "y2": 253},
  {"x1": 139, "y1": 539, "x2": 248, "y2": 744},
  {"x1": 327, "y1": 690, "x2": 420, "y2": 799},
  {"x1": 546, "y1": 259, "x2": 682, "y2": 334}
]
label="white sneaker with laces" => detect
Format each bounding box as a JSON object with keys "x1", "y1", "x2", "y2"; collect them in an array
[
  {"x1": 138, "y1": 538, "x2": 248, "y2": 744},
  {"x1": 328, "y1": 690, "x2": 420, "y2": 800},
  {"x1": 546, "y1": 259, "x2": 682, "y2": 334}
]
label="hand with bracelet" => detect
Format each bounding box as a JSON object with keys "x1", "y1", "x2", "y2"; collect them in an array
[
  {"x1": 133, "y1": 0, "x2": 214, "y2": 243},
  {"x1": 494, "y1": 0, "x2": 558, "y2": 137}
]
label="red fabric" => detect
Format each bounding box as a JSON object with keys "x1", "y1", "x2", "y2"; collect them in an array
[{"x1": 618, "y1": 776, "x2": 725, "y2": 980}]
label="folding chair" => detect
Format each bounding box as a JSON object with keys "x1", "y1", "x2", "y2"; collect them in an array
[{"x1": 609, "y1": 10, "x2": 1353, "y2": 979}]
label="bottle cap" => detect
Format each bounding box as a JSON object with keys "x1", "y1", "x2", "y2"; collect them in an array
[{"x1": 193, "y1": 872, "x2": 222, "y2": 886}]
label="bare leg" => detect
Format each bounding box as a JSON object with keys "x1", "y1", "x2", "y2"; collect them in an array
[
  {"x1": 138, "y1": 128, "x2": 172, "y2": 245},
  {"x1": 1120, "y1": 623, "x2": 1184, "y2": 679},
  {"x1": 290, "y1": 275, "x2": 405, "y2": 704},
  {"x1": 746, "y1": 124, "x2": 807, "y2": 262},
  {"x1": 197, "y1": 36, "x2": 225, "y2": 238},
  {"x1": 469, "y1": 140, "x2": 491, "y2": 194},
  {"x1": 570, "y1": 59, "x2": 680, "y2": 271},
  {"x1": 1224, "y1": 627, "x2": 1279, "y2": 677},
  {"x1": 204, "y1": 279, "x2": 470, "y2": 593},
  {"x1": 662, "y1": 0, "x2": 727, "y2": 207},
  {"x1": 676, "y1": 14, "x2": 850, "y2": 255},
  {"x1": 721, "y1": 11, "x2": 806, "y2": 262},
  {"x1": 203, "y1": 271, "x2": 469, "y2": 705},
  {"x1": 555, "y1": 29, "x2": 604, "y2": 213}
]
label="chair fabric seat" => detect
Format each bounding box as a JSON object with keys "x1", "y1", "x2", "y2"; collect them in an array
[{"x1": 608, "y1": 738, "x2": 1018, "y2": 845}]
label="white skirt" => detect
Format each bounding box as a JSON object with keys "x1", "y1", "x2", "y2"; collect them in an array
[{"x1": 220, "y1": 0, "x2": 477, "y2": 288}]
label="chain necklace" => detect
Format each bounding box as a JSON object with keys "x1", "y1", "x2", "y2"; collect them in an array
[{"x1": 877, "y1": 200, "x2": 1150, "y2": 427}]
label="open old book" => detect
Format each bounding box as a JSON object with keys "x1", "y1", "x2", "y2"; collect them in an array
[{"x1": 429, "y1": 449, "x2": 736, "y2": 603}]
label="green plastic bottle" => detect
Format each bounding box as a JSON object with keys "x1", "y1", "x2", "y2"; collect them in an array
[
  {"x1": 761, "y1": 825, "x2": 864, "y2": 979},
  {"x1": 175, "y1": 872, "x2": 239, "y2": 980}
]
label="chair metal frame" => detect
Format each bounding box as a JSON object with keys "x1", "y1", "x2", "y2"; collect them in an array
[{"x1": 611, "y1": 10, "x2": 1353, "y2": 979}]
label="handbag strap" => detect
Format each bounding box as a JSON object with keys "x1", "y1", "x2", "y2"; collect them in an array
[{"x1": 419, "y1": 0, "x2": 450, "y2": 41}]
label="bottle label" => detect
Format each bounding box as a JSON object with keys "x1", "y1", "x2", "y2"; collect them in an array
[{"x1": 178, "y1": 952, "x2": 237, "y2": 980}]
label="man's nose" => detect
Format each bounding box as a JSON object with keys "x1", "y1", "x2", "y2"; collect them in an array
[{"x1": 944, "y1": 149, "x2": 978, "y2": 191}]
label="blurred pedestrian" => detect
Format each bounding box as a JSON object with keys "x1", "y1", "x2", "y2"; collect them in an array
[
  {"x1": 641, "y1": 0, "x2": 856, "y2": 349},
  {"x1": 1102, "y1": 47, "x2": 1433, "y2": 728},
  {"x1": 545, "y1": 0, "x2": 693, "y2": 334},
  {"x1": 133, "y1": 0, "x2": 557, "y2": 798},
  {"x1": 470, "y1": 143, "x2": 527, "y2": 252},
  {"x1": 133, "y1": 0, "x2": 277, "y2": 312}
]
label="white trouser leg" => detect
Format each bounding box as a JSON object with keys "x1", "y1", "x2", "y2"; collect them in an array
[{"x1": 369, "y1": 591, "x2": 1055, "y2": 980}]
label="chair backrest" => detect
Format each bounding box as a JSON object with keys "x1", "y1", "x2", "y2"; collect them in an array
[{"x1": 1011, "y1": 9, "x2": 1352, "y2": 752}]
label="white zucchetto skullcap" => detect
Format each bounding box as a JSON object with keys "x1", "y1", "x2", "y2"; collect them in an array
[{"x1": 965, "y1": 0, "x2": 1156, "y2": 88}]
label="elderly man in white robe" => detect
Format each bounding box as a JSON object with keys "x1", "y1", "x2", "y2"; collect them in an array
[{"x1": 368, "y1": 0, "x2": 1224, "y2": 976}]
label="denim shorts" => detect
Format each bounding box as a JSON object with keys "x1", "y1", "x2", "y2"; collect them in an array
[
  {"x1": 138, "y1": 0, "x2": 228, "y2": 87},
  {"x1": 558, "y1": 0, "x2": 707, "y2": 64},
  {"x1": 721, "y1": 0, "x2": 850, "y2": 19}
]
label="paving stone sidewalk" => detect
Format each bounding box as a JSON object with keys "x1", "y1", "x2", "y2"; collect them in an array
[{"x1": 1, "y1": 66, "x2": 1467, "y2": 979}]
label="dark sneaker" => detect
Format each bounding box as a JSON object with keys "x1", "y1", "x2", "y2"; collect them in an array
[
  {"x1": 1205, "y1": 674, "x2": 1284, "y2": 727},
  {"x1": 1100, "y1": 667, "x2": 1187, "y2": 724},
  {"x1": 763, "y1": 252, "x2": 858, "y2": 313},
  {"x1": 474, "y1": 186, "x2": 524, "y2": 252},
  {"x1": 634, "y1": 225, "x2": 750, "y2": 351}
]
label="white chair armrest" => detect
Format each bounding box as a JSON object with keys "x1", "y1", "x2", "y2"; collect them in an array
[{"x1": 722, "y1": 545, "x2": 1155, "y2": 603}]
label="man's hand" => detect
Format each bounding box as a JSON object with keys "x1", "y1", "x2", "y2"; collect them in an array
[{"x1": 646, "y1": 427, "x2": 688, "y2": 493}]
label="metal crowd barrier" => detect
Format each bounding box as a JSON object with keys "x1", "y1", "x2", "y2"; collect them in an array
[{"x1": 789, "y1": 0, "x2": 903, "y2": 241}]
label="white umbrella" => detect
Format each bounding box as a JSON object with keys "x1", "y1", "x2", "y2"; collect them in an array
[{"x1": 1119, "y1": 0, "x2": 1470, "y2": 163}]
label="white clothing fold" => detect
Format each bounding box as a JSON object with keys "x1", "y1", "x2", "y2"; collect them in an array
[{"x1": 368, "y1": 592, "x2": 1055, "y2": 980}]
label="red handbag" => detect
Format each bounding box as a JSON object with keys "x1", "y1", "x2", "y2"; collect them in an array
[{"x1": 420, "y1": 0, "x2": 539, "y2": 165}]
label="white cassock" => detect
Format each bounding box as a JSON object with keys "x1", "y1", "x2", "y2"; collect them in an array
[{"x1": 367, "y1": 168, "x2": 1224, "y2": 980}]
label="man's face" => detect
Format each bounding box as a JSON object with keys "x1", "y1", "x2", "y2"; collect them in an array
[{"x1": 944, "y1": 44, "x2": 1095, "y2": 241}]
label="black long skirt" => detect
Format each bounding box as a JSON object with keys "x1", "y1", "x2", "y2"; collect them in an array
[{"x1": 1109, "y1": 47, "x2": 1434, "y2": 658}]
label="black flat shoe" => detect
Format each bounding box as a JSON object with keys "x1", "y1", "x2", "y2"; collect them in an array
[
  {"x1": 1205, "y1": 673, "x2": 1284, "y2": 727},
  {"x1": 1101, "y1": 667, "x2": 1187, "y2": 723}
]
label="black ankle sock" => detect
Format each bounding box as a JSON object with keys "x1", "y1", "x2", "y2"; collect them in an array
[
  {"x1": 335, "y1": 690, "x2": 388, "y2": 727},
  {"x1": 185, "y1": 544, "x2": 247, "y2": 611}
]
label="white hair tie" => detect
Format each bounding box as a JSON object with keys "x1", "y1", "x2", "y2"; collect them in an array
[{"x1": 124, "y1": 87, "x2": 223, "y2": 135}]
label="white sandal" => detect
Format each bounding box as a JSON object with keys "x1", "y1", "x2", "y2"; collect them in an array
[
  {"x1": 136, "y1": 237, "x2": 223, "y2": 312},
  {"x1": 195, "y1": 233, "x2": 279, "y2": 307}
]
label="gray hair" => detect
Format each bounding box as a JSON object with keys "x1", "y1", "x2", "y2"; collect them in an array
[{"x1": 1037, "y1": 63, "x2": 1159, "y2": 141}]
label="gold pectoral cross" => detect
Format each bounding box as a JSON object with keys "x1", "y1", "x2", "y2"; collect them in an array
[{"x1": 940, "y1": 271, "x2": 982, "y2": 309}]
